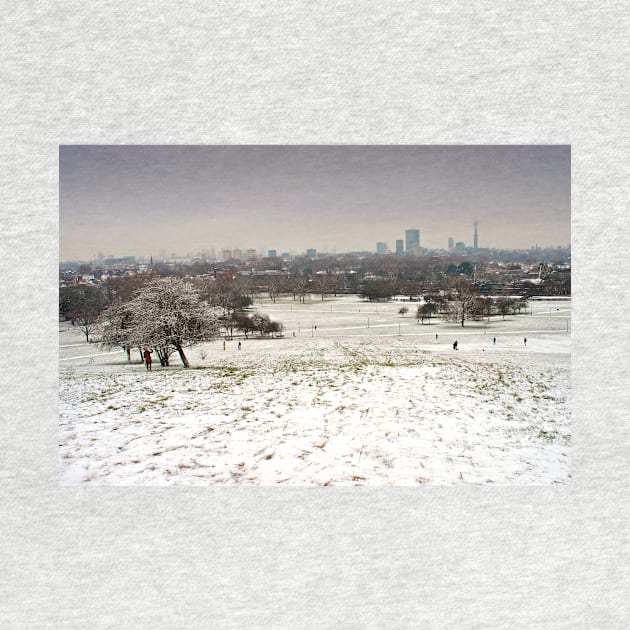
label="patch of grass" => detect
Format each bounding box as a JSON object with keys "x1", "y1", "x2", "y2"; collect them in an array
[{"x1": 538, "y1": 428, "x2": 558, "y2": 441}]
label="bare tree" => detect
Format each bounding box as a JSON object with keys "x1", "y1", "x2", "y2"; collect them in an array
[
  {"x1": 60, "y1": 284, "x2": 108, "y2": 342},
  {"x1": 266, "y1": 277, "x2": 281, "y2": 303},
  {"x1": 292, "y1": 275, "x2": 310, "y2": 303},
  {"x1": 445, "y1": 279, "x2": 479, "y2": 327},
  {"x1": 312, "y1": 273, "x2": 335, "y2": 301},
  {"x1": 496, "y1": 297, "x2": 515, "y2": 320},
  {"x1": 416, "y1": 302, "x2": 438, "y2": 324}
]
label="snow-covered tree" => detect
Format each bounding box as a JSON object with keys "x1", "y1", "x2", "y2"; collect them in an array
[
  {"x1": 101, "y1": 277, "x2": 220, "y2": 367},
  {"x1": 100, "y1": 300, "x2": 141, "y2": 362}
]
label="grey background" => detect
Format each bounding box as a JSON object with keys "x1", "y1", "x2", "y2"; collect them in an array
[{"x1": 1, "y1": 2, "x2": 628, "y2": 628}]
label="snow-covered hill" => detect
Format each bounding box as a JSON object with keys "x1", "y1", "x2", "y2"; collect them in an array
[{"x1": 59, "y1": 295, "x2": 570, "y2": 485}]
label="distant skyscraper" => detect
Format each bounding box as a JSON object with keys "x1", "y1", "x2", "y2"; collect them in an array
[
  {"x1": 376, "y1": 241, "x2": 387, "y2": 254},
  {"x1": 268, "y1": 249, "x2": 277, "y2": 258},
  {"x1": 246, "y1": 248, "x2": 257, "y2": 260},
  {"x1": 474, "y1": 220, "x2": 479, "y2": 250},
  {"x1": 448, "y1": 237, "x2": 454, "y2": 250},
  {"x1": 405, "y1": 229, "x2": 420, "y2": 255},
  {"x1": 395, "y1": 239, "x2": 404, "y2": 255},
  {"x1": 306, "y1": 248, "x2": 317, "y2": 258}
]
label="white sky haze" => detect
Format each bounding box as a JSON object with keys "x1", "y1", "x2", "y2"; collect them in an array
[{"x1": 59, "y1": 145, "x2": 570, "y2": 259}]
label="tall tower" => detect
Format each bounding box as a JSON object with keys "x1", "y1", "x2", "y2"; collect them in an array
[
  {"x1": 405, "y1": 229, "x2": 420, "y2": 255},
  {"x1": 474, "y1": 220, "x2": 478, "y2": 250}
]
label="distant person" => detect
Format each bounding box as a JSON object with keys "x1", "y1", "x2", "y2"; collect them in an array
[
  {"x1": 143, "y1": 348, "x2": 153, "y2": 372},
  {"x1": 453, "y1": 340, "x2": 458, "y2": 350},
  {"x1": 223, "y1": 340, "x2": 226, "y2": 351},
  {"x1": 435, "y1": 333, "x2": 438, "y2": 340},
  {"x1": 524, "y1": 337, "x2": 527, "y2": 346},
  {"x1": 493, "y1": 337, "x2": 496, "y2": 345},
  {"x1": 238, "y1": 341, "x2": 242, "y2": 350}
]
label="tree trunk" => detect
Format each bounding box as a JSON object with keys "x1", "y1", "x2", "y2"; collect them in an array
[
  {"x1": 155, "y1": 347, "x2": 168, "y2": 366},
  {"x1": 175, "y1": 343, "x2": 189, "y2": 368}
]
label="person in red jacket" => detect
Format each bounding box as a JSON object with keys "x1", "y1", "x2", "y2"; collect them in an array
[{"x1": 143, "y1": 348, "x2": 153, "y2": 372}]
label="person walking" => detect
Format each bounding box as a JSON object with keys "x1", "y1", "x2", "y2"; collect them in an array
[
  {"x1": 453, "y1": 340, "x2": 458, "y2": 350},
  {"x1": 524, "y1": 337, "x2": 527, "y2": 346},
  {"x1": 143, "y1": 348, "x2": 153, "y2": 372},
  {"x1": 238, "y1": 341, "x2": 242, "y2": 350},
  {"x1": 493, "y1": 337, "x2": 496, "y2": 345},
  {"x1": 435, "y1": 333, "x2": 438, "y2": 340}
]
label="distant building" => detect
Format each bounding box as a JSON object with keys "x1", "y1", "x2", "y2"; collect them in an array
[
  {"x1": 474, "y1": 220, "x2": 479, "y2": 250},
  {"x1": 246, "y1": 248, "x2": 257, "y2": 261},
  {"x1": 221, "y1": 249, "x2": 232, "y2": 261},
  {"x1": 214, "y1": 269, "x2": 234, "y2": 281},
  {"x1": 104, "y1": 256, "x2": 136, "y2": 265},
  {"x1": 268, "y1": 249, "x2": 277, "y2": 258},
  {"x1": 448, "y1": 237, "x2": 454, "y2": 250},
  {"x1": 395, "y1": 239, "x2": 404, "y2": 255},
  {"x1": 405, "y1": 229, "x2": 420, "y2": 255},
  {"x1": 232, "y1": 248, "x2": 242, "y2": 261},
  {"x1": 306, "y1": 248, "x2": 317, "y2": 258},
  {"x1": 455, "y1": 241, "x2": 466, "y2": 254},
  {"x1": 376, "y1": 241, "x2": 388, "y2": 254}
]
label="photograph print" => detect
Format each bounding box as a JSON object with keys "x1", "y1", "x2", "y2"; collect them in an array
[{"x1": 59, "y1": 145, "x2": 570, "y2": 485}]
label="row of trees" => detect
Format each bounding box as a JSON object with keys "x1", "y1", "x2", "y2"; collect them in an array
[
  {"x1": 396, "y1": 280, "x2": 529, "y2": 327},
  {"x1": 61, "y1": 275, "x2": 283, "y2": 367},
  {"x1": 60, "y1": 273, "x2": 532, "y2": 369},
  {"x1": 219, "y1": 312, "x2": 283, "y2": 338}
]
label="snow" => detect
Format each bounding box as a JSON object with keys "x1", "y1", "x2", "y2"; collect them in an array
[{"x1": 59, "y1": 295, "x2": 570, "y2": 485}]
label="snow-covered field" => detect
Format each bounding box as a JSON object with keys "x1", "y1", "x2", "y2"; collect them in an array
[{"x1": 59, "y1": 295, "x2": 570, "y2": 485}]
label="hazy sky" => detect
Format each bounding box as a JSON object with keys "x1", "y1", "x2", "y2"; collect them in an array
[{"x1": 60, "y1": 145, "x2": 570, "y2": 259}]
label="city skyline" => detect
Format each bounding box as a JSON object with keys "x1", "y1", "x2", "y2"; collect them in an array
[{"x1": 60, "y1": 145, "x2": 570, "y2": 260}]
